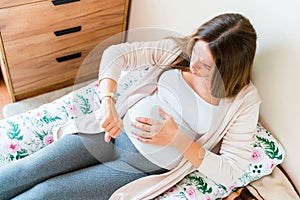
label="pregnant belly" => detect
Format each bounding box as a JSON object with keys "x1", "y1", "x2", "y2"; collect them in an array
[{"x1": 123, "y1": 94, "x2": 183, "y2": 169}]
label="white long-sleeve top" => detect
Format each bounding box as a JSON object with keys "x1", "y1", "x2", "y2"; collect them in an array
[{"x1": 123, "y1": 69, "x2": 220, "y2": 169}]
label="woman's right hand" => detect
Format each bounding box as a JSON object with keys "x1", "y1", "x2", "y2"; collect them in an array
[{"x1": 96, "y1": 97, "x2": 123, "y2": 142}]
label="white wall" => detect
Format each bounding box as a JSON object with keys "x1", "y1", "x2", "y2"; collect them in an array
[{"x1": 128, "y1": 0, "x2": 300, "y2": 191}]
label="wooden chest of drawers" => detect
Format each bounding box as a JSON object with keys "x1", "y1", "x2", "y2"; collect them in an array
[{"x1": 0, "y1": 0, "x2": 129, "y2": 101}]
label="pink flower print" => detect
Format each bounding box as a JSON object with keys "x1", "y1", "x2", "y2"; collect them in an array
[
  {"x1": 36, "y1": 112, "x2": 42, "y2": 117},
  {"x1": 205, "y1": 194, "x2": 211, "y2": 200},
  {"x1": 251, "y1": 149, "x2": 264, "y2": 163},
  {"x1": 228, "y1": 185, "x2": 236, "y2": 191},
  {"x1": 43, "y1": 135, "x2": 54, "y2": 145},
  {"x1": 257, "y1": 159, "x2": 277, "y2": 175},
  {"x1": 268, "y1": 160, "x2": 277, "y2": 170},
  {"x1": 68, "y1": 104, "x2": 77, "y2": 114},
  {"x1": 95, "y1": 83, "x2": 100, "y2": 87},
  {"x1": 6, "y1": 140, "x2": 21, "y2": 154},
  {"x1": 186, "y1": 187, "x2": 196, "y2": 199}
]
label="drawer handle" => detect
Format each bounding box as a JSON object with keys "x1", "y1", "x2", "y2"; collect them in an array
[
  {"x1": 52, "y1": 0, "x2": 80, "y2": 6},
  {"x1": 56, "y1": 52, "x2": 82, "y2": 62},
  {"x1": 54, "y1": 26, "x2": 82, "y2": 36}
]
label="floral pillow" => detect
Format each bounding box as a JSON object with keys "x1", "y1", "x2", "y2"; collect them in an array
[
  {"x1": 0, "y1": 69, "x2": 149, "y2": 166},
  {"x1": 155, "y1": 123, "x2": 285, "y2": 200}
]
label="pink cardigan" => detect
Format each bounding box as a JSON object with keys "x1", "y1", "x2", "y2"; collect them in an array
[{"x1": 53, "y1": 39, "x2": 261, "y2": 199}]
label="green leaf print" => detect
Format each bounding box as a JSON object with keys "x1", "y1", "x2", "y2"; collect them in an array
[
  {"x1": 59, "y1": 105, "x2": 69, "y2": 118},
  {"x1": 16, "y1": 149, "x2": 29, "y2": 160},
  {"x1": 8, "y1": 149, "x2": 29, "y2": 161},
  {"x1": 76, "y1": 94, "x2": 92, "y2": 114},
  {"x1": 216, "y1": 183, "x2": 228, "y2": 193},
  {"x1": 9, "y1": 154, "x2": 15, "y2": 161},
  {"x1": 176, "y1": 192, "x2": 188, "y2": 199},
  {"x1": 187, "y1": 175, "x2": 213, "y2": 194},
  {"x1": 6, "y1": 121, "x2": 23, "y2": 140},
  {"x1": 256, "y1": 136, "x2": 283, "y2": 160},
  {"x1": 33, "y1": 130, "x2": 48, "y2": 141},
  {"x1": 40, "y1": 116, "x2": 62, "y2": 124}
]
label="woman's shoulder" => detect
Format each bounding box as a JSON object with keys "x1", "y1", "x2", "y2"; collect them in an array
[
  {"x1": 236, "y1": 82, "x2": 261, "y2": 104},
  {"x1": 244, "y1": 82, "x2": 260, "y2": 96},
  {"x1": 224, "y1": 82, "x2": 261, "y2": 105}
]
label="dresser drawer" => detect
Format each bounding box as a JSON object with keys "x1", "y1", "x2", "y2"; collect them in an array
[
  {"x1": 0, "y1": 0, "x2": 129, "y2": 101},
  {"x1": 4, "y1": 17, "x2": 125, "y2": 69},
  {"x1": 5, "y1": 26, "x2": 124, "y2": 100},
  {"x1": 0, "y1": 0, "x2": 127, "y2": 42}
]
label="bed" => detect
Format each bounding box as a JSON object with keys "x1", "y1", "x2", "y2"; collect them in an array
[{"x1": 1, "y1": 77, "x2": 299, "y2": 199}]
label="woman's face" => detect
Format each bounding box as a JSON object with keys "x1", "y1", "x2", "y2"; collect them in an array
[{"x1": 190, "y1": 40, "x2": 215, "y2": 78}]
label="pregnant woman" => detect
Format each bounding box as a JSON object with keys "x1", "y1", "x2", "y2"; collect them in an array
[{"x1": 0, "y1": 13, "x2": 261, "y2": 199}]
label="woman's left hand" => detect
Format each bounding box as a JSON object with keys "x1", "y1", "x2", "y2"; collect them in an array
[{"x1": 131, "y1": 108, "x2": 179, "y2": 146}]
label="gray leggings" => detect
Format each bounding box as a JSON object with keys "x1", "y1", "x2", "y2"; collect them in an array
[{"x1": 0, "y1": 132, "x2": 167, "y2": 200}]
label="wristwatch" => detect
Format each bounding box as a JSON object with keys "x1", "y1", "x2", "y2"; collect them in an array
[{"x1": 100, "y1": 92, "x2": 117, "y2": 103}]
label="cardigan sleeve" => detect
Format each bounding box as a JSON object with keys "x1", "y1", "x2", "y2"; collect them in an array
[
  {"x1": 98, "y1": 39, "x2": 181, "y2": 82},
  {"x1": 197, "y1": 86, "x2": 261, "y2": 187}
]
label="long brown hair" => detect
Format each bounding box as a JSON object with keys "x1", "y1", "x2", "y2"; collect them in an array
[{"x1": 170, "y1": 13, "x2": 257, "y2": 98}]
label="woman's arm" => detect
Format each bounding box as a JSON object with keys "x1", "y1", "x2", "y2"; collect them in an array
[
  {"x1": 97, "y1": 78, "x2": 123, "y2": 142},
  {"x1": 96, "y1": 39, "x2": 180, "y2": 141},
  {"x1": 97, "y1": 40, "x2": 180, "y2": 141},
  {"x1": 172, "y1": 131, "x2": 206, "y2": 168},
  {"x1": 98, "y1": 39, "x2": 181, "y2": 83},
  {"x1": 132, "y1": 86, "x2": 261, "y2": 186},
  {"x1": 195, "y1": 88, "x2": 261, "y2": 186}
]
